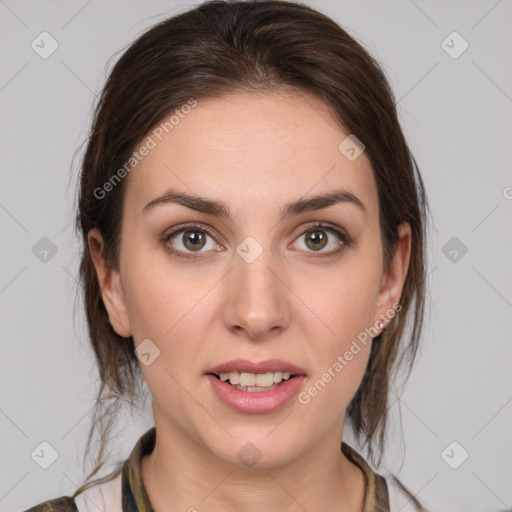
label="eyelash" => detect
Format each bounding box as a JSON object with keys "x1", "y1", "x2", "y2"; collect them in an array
[{"x1": 160, "y1": 221, "x2": 352, "y2": 261}]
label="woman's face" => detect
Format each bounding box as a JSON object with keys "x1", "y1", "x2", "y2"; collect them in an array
[{"x1": 89, "y1": 89, "x2": 410, "y2": 468}]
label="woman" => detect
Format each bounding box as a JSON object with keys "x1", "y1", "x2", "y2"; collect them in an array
[{"x1": 24, "y1": 1, "x2": 432, "y2": 510}]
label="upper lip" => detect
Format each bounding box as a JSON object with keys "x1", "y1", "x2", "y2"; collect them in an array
[{"x1": 206, "y1": 358, "x2": 306, "y2": 376}]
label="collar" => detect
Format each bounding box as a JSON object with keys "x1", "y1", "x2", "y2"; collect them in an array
[
  {"x1": 341, "y1": 440, "x2": 389, "y2": 511},
  {"x1": 121, "y1": 426, "x2": 389, "y2": 512}
]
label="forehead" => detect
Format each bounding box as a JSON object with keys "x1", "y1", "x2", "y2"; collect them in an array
[{"x1": 124, "y1": 89, "x2": 378, "y2": 221}]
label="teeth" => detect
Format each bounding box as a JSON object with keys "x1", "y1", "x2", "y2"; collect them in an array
[
  {"x1": 234, "y1": 383, "x2": 279, "y2": 392},
  {"x1": 228, "y1": 372, "x2": 239, "y2": 385},
  {"x1": 240, "y1": 372, "x2": 256, "y2": 386},
  {"x1": 272, "y1": 371, "x2": 283, "y2": 383},
  {"x1": 218, "y1": 371, "x2": 293, "y2": 387},
  {"x1": 255, "y1": 372, "x2": 273, "y2": 387}
]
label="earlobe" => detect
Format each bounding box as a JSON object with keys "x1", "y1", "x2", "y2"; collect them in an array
[
  {"x1": 375, "y1": 222, "x2": 412, "y2": 324},
  {"x1": 87, "y1": 228, "x2": 132, "y2": 338}
]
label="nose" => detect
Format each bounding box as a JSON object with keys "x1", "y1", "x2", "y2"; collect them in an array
[{"x1": 223, "y1": 246, "x2": 290, "y2": 340}]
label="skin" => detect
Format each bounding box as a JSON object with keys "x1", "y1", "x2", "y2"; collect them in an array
[{"x1": 88, "y1": 89, "x2": 411, "y2": 512}]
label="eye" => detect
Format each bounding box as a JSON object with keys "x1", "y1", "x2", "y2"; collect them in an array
[
  {"x1": 161, "y1": 221, "x2": 352, "y2": 260},
  {"x1": 291, "y1": 222, "x2": 351, "y2": 258},
  {"x1": 162, "y1": 223, "x2": 221, "y2": 259}
]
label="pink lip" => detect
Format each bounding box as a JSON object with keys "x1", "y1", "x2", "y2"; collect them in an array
[
  {"x1": 206, "y1": 358, "x2": 306, "y2": 376},
  {"x1": 206, "y1": 374, "x2": 307, "y2": 414}
]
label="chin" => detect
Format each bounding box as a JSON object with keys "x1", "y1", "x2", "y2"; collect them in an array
[{"x1": 205, "y1": 432, "x2": 302, "y2": 470}]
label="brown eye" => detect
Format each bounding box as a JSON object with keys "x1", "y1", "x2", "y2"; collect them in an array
[
  {"x1": 305, "y1": 229, "x2": 328, "y2": 251},
  {"x1": 292, "y1": 224, "x2": 351, "y2": 257},
  {"x1": 181, "y1": 229, "x2": 207, "y2": 251},
  {"x1": 162, "y1": 224, "x2": 221, "y2": 259}
]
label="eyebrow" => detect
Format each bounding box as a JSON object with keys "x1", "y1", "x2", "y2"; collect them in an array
[{"x1": 141, "y1": 187, "x2": 366, "y2": 220}]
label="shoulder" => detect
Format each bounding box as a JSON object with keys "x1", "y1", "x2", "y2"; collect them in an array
[
  {"x1": 383, "y1": 474, "x2": 492, "y2": 512},
  {"x1": 22, "y1": 471, "x2": 123, "y2": 512},
  {"x1": 72, "y1": 471, "x2": 123, "y2": 512},
  {"x1": 383, "y1": 474, "x2": 427, "y2": 512},
  {"x1": 22, "y1": 496, "x2": 78, "y2": 512}
]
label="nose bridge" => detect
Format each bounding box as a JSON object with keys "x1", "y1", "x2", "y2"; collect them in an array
[{"x1": 225, "y1": 235, "x2": 288, "y2": 336}]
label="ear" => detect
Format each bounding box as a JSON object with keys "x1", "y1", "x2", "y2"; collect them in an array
[
  {"x1": 375, "y1": 222, "x2": 412, "y2": 325},
  {"x1": 87, "y1": 227, "x2": 132, "y2": 338}
]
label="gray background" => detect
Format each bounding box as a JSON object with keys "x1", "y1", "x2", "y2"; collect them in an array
[{"x1": 1, "y1": 0, "x2": 511, "y2": 511}]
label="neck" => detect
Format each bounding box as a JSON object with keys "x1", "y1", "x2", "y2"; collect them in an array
[{"x1": 140, "y1": 419, "x2": 366, "y2": 512}]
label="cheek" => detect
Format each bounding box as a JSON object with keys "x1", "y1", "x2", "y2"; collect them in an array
[
  {"x1": 296, "y1": 262, "x2": 381, "y2": 347},
  {"x1": 296, "y1": 339, "x2": 371, "y2": 436},
  {"x1": 291, "y1": 258, "x2": 379, "y2": 408},
  {"x1": 121, "y1": 258, "x2": 218, "y2": 377},
  {"x1": 121, "y1": 253, "x2": 197, "y2": 337},
  {"x1": 298, "y1": 280, "x2": 374, "y2": 415}
]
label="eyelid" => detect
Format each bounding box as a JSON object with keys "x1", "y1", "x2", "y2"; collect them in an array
[
  {"x1": 292, "y1": 220, "x2": 350, "y2": 241},
  {"x1": 163, "y1": 222, "x2": 224, "y2": 245}
]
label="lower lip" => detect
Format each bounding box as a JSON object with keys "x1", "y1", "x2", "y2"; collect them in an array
[{"x1": 206, "y1": 374, "x2": 306, "y2": 414}]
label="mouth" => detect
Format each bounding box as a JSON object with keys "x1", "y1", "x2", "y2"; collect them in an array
[
  {"x1": 205, "y1": 358, "x2": 306, "y2": 392},
  {"x1": 204, "y1": 358, "x2": 306, "y2": 412}
]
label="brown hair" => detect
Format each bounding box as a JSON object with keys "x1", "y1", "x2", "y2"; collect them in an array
[{"x1": 72, "y1": 0, "x2": 430, "y2": 498}]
